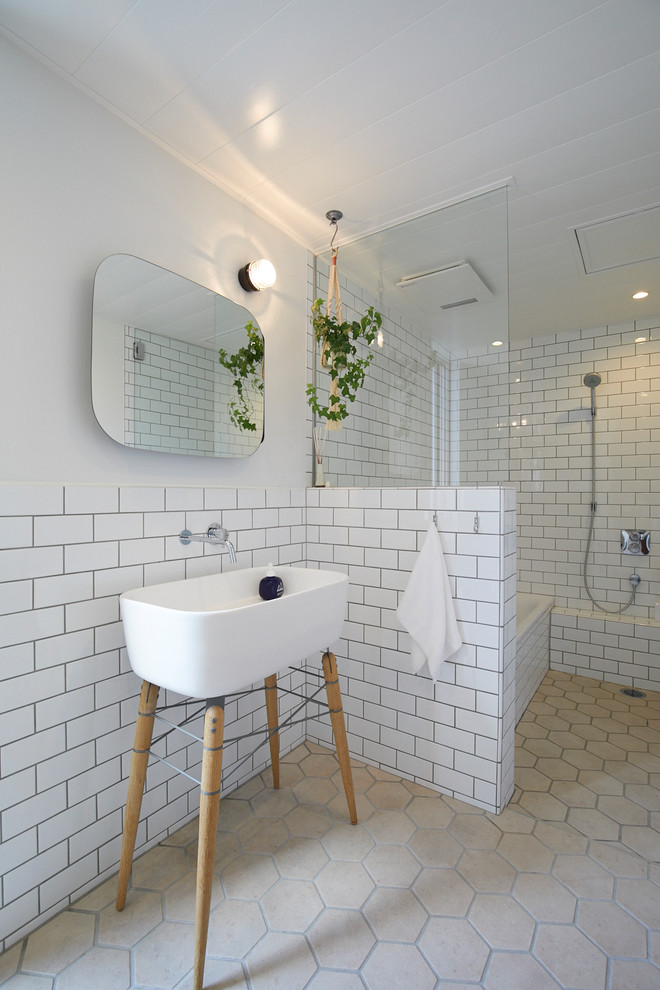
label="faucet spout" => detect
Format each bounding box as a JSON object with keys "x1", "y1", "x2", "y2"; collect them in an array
[{"x1": 179, "y1": 523, "x2": 237, "y2": 562}]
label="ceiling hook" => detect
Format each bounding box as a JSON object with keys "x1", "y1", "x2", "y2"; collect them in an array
[{"x1": 326, "y1": 209, "x2": 343, "y2": 252}]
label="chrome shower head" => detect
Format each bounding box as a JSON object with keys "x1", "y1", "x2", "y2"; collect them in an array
[{"x1": 583, "y1": 372, "x2": 602, "y2": 388}]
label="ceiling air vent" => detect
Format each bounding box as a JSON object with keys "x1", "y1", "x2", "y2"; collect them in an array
[
  {"x1": 441, "y1": 297, "x2": 478, "y2": 310},
  {"x1": 396, "y1": 261, "x2": 492, "y2": 309},
  {"x1": 572, "y1": 204, "x2": 660, "y2": 274}
]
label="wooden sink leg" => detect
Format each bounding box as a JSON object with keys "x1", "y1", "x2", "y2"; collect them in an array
[
  {"x1": 322, "y1": 651, "x2": 357, "y2": 825},
  {"x1": 193, "y1": 696, "x2": 225, "y2": 990},
  {"x1": 116, "y1": 680, "x2": 159, "y2": 910},
  {"x1": 264, "y1": 674, "x2": 279, "y2": 788}
]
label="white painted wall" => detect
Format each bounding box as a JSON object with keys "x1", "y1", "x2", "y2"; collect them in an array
[{"x1": 0, "y1": 37, "x2": 308, "y2": 487}]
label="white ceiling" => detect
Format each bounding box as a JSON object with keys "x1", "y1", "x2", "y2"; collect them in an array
[{"x1": 2, "y1": 0, "x2": 660, "y2": 340}]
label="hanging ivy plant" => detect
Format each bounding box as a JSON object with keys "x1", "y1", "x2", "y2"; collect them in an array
[
  {"x1": 218, "y1": 321, "x2": 264, "y2": 432},
  {"x1": 306, "y1": 298, "x2": 382, "y2": 425}
]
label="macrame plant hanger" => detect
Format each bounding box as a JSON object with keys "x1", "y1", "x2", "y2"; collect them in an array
[{"x1": 323, "y1": 209, "x2": 343, "y2": 431}]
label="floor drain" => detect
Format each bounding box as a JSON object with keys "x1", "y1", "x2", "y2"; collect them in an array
[{"x1": 621, "y1": 687, "x2": 646, "y2": 698}]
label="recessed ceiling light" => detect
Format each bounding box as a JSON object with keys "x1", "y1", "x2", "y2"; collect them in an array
[
  {"x1": 635, "y1": 336, "x2": 647, "y2": 343},
  {"x1": 491, "y1": 340, "x2": 503, "y2": 347},
  {"x1": 632, "y1": 290, "x2": 649, "y2": 300}
]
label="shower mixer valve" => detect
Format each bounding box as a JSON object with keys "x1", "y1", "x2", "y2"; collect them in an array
[{"x1": 621, "y1": 530, "x2": 651, "y2": 555}]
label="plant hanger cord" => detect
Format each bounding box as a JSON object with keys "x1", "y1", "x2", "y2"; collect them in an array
[{"x1": 323, "y1": 247, "x2": 343, "y2": 430}]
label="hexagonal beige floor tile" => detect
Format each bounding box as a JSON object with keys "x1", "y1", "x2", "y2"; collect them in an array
[
  {"x1": 533, "y1": 820, "x2": 588, "y2": 854},
  {"x1": 273, "y1": 836, "x2": 329, "y2": 879},
  {"x1": 363, "y1": 887, "x2": 427, "y2": 941},
  {"x1": 469, "y1": 893, "x2": 536, "y2": 950},
  {"x1": 588, "y1": 840, "x2": 647, "y2": 878},
  {"x1": 366, "y1": 780, "x2": 412, "y2": 810},
  {"x1": 497, "y1": 833, "x2": 554, "y2": 873},
  {"x1": 365, "y1": 809, "x2": 416, "y2": 845},
  {"x1": 578, "y1": 900, "x2": 648, "y2": 957},
  {"x1": 221, "y1": 853, "x2": 279, "y2": 899},
  {"x1": 130, "y1": 843, "x2": 188, "y2": 890},
  {"x1": 609, "y1": 959, "x2": 660, "y2": 990},
  {"x1": 0, "y1": 943, "x2": 21, "y2": 984},
  {"x1": 331, "y1": 765, "x2": 374, "y2": 794},
  {"x1": 484, "y1": 949, "x2": 564, "y2": 989},
  {"x1": 321, "y1": 823, "x2": 374, "y2": 861},
  {"x1": 621, "y1": 825, "x2": 660, "y2": 859},
  {"x1": 456, "y1": 849, "x2": 515, "y2": 893},
  {"x1": 549, "y1": 779, "x2": 598, "y2": 807},
  {"x1": 132, "y1": 921, "x2": 195, "y2": 988},
  {"x1": 578, "y1": 769, "x2": 624, "y2": 794},
  {"x1": 408, "y1": 828, "x2": 463, "y2": 868},
  {"x1": 327, "y1": 789, "x2": 375, "y2": 823},
  {"x1": 315, "y1": 860, "x2": 374, "y2": 908},
  {"x1": 306, "y1": 970, "x2": 367, "y2": 990},
  {"x1": 449, "y1": 813, "x2": 501, "y2": 849},
  {"x1": 362, "y1": 942, "x2": 436, "y2": 990},
  {"x1": 0, "y1": 976, "x2": 53, "y2": 989},
  {"x1": 567, "y1": 807, "x2": 621, "y2": 839},
  {"x1": 22, "y1": 912, "x2": 95, "y2": 976},
  {"x1": 217, "y1": 796, "x2": 253, "y2": 831},
  {"x1": 98, "y1": 889, "x2": 163, "y2": 947},
  {"x1": 206, "y1": 898, "x2": 266, "y2": 958},
  {"x1": 300, "y1": 753, "x2": 340, "y2": 777},
  {"x1": 261, "y1": 878, "x2": 323, "y2": 931},
  {"x1": 293, "y1": 776, "x2": 338, "y2": 806},
  {"x1": 284, "y1": 803, "x2": 333, "y2": 838},
  {"x1": 236, "y1": 816, "x2": 289, "y2": 854},
  {"x1": 534, "y1": 923, "x2": 607, "y2": 990},
  {"x1": 307, "y1": 907, "x2": 375, "y2": 969},
  {"x1": 420, "y1": 916, "x2": 489, "y2": 981},
  {"x1": 513, "y1": 872, "x2": 577, "y2": 923},
  {"x1": 524, "y1": 738, "x2": 562, "y2": 759},
  {"x1": 625, "y1": 783, "x2": 660, "y2": 810},
  {"x1": 163, "y1": 870, "x2": 223, "y2": 923},
  {"x1": 519, "y1": 791, "x2": 569, "y2": 821},
  {"x1": 515, "y1": 767, "x2": 552, "y2": 791},
  {"x1": 175, "y1": 958, "x2": 248, "y2": 990},
  {"x1": 413, "y1": 867, "x2": 474, "y2": 916},
  {"x1": 405, "y1": 795, "x2": 454, "y2": 829},
  {"x1": 363, "y1": 844, "x2": 421, "y2": 887},
  {"x1": 245, "y1": 931, "x2": 317, "y2": 990},
  {"x1": 553, "y1": 854, "x2": 614, "y2": 899},
  {"x1": 54, "y1": 946, "x2": 130, "y2": 990},
  {"x1": 250, "y1": 787, "x2": 297, "y2": 819},
  {"x1": 616, "y1": 878, "x2": 660, "y2": 929}
]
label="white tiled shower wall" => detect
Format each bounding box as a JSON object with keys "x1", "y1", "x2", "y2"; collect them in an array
[
  {"x1": 462, "y1": 317, "x2": 660, "y2": 689},
  {"x1": 0, "y1": 482, "x2": 514, "y2": 951},
  {"x1": 307, "y1": 255, "x2": 455, "y2": 488}
]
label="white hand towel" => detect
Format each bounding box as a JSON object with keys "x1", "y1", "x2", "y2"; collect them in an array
[{"x1": 397, "y1": 519, "x2": 463, "y2": 681}]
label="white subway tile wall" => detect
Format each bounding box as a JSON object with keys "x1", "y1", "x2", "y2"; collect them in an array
[
  {"x1": 303, "y1": 486, "x2": 516, "y2": 819},
  {"x1": 551, "y1": 607, "x2": 660, "y2": 690},
  {"x1": 0, "y1": 483, "x2": 514, "y2": 952},
  {"x1": 125, "y1": 328, "x2": 262, "y2": 457},
  {"x1": 508, "y1": 320, "x2": 660, "y2": 618}
]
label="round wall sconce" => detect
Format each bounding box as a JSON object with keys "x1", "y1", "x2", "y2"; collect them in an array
[{"x1": 238, "y1": 259, "x2": 277, "y2": 292}]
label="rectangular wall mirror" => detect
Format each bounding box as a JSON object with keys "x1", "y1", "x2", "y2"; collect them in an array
[{"x1": 92, "y1": 254, "x2": 264, "y2": 458}]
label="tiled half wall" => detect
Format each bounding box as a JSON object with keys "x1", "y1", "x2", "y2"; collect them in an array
[{"x1": 0, "y1": 483, "x2": 515, "y2": 950}]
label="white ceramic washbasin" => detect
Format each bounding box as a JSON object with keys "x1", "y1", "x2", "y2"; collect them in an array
[{"x1": 120, "y1": 565, "x2": 349, "y2": 698}]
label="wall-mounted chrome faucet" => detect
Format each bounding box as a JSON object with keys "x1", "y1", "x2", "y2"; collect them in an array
[{"x1": 179, "y1": 523, "x2": 237, "y2": 563}]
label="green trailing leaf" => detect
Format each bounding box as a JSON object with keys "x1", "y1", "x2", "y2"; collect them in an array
[
  {"x1": 306, "y1": 298, "x2": 382, "y2": 424},
  {"x1": 218, "y1": 321, "x2": 264, "y2": 432}
]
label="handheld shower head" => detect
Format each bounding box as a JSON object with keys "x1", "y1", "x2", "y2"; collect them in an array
[{"x1": 583, "y1": 372, "x2": 602, "y2": 388}]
